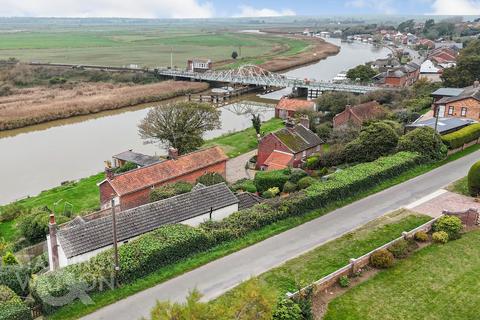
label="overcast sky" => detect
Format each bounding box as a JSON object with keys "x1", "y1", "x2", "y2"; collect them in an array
[{"x1": 1, "y1": 0, "x2": 480, "y2": 18}]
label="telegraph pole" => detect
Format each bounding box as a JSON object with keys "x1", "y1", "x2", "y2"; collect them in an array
[{"x1": 111, "y1": 198, "x2": 120, "y2": 288}]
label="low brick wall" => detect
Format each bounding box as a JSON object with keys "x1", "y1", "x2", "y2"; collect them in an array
[
  {"x1": 447, "y1": 138, "x2": 480, "y2": 156},
  {"x1": 287, "y1": 216, "x2": 442, "y2": 299}
]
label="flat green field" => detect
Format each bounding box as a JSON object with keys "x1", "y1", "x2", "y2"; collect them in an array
[
  {"x1": 325, "y1": 229, "x2": 480, "y2": 320},
  {"x1": 0, "y1": 28, "x2": 308, "y2": 67}
]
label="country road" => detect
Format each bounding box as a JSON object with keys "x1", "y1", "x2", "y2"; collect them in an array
[{"x1": 82, "y1": 149, "x2": 480, "y2": 320}]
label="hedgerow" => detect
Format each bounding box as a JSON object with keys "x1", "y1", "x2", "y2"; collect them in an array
[
  {"x1": 32, "y1": 152, "x2": 423, "y2": 314},
  {"x1": 0, "y1": 285, "x2": 32, "y2": 320},
  {"x1": 441, "y1": 123, "x2": 480, "y2": 149},
  {"x1": 254, "y1": 169, "x2": 291, "y2": 193}
]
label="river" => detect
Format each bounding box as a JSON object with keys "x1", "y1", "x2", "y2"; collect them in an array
[{"x1": 0, "y1": 38, "x2": 390, "y2": 205}]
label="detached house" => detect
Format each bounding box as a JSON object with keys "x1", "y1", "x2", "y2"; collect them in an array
[
  {"x1": 275, "y1": 98, "x2": 316, "y2": 120},
  {"x1": 374, "y1": 62, "x2": 420, "y2": 87},
  {"x1": 256, "y1": 118, "x2": 323, "y2": 170},
  {"x1": 99, "y1": 146, "x2": 228, "y2": 211},
  {"x1": 47, "y1": 183, "x2": 260, "y2": 270},
  {"x1": 431, "y1": 83, "x2": 480, "y2": 122},
  {"x1": 333, "y1": 101, "x2": 386, "y2": 128}
]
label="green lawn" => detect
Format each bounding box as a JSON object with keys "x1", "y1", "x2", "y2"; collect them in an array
[
  {"x1": 325, "y1": 229, "x2": 480, "y2": 320},
  {"x1": 204, "y1": 118, "x2": 284, "y2": 157},
  {"x1": 213, "y1": 210, "x2": 430, "y2": 308},
  {"x1": 447, "y1": 176, "x2": 470, "y2": 196},
  {"x1": 0, "y1": 220, "x2": 16, "y2": 243}
]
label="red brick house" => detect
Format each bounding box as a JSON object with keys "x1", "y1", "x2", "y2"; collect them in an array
[
  {"x1": 275, "y1": 97, "x2": 316, "y2": 119},
  {"x1": 333, "y1": 101, "x2": 387, "y2": 128},
  {"x1": 99, "y1": 146, "x2": 228, "y2": 210},
  {"x1": 375, "y1": 62, "x2": 420, "y2": 87},
  {"x1": 256, "y1": 119, "x2": 323, "y2": 170},
  {"x1": 432, "y1": 83, "x2": 480, "y2": 121}
]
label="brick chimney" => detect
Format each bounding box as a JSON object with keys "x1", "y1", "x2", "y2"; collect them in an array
[
  {"x1": 474, "y1": 80, "x2": 480, "y2": 88},
  {"x1": 104, "y1": 160, "x2": 114, "y2": 180},
  {"x1": 299, "y1": 115, "x2": 310, "y2": 129},
  {"x1": 49, "y1": 214, "x2": 60, "y2": 271},
  {"x1": 168, "y1": 147, "x2": 179, "y2": 160}
]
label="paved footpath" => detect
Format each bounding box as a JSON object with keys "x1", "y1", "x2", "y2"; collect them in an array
[{"x1": 82, "y1": 150, "x2": 480, "y2": 320}]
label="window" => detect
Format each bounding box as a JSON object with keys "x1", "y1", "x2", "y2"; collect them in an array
[
  {"x1": 448, "y1": 106, "x2": 454, "y2": 115},
  {"x1": 461, "y1": 107, "x2": 467, "y2": 117}
]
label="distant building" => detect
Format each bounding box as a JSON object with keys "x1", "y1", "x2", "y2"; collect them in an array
[
  {"x1": 98, "y1": 146, "x2": 228, "y2": 211},
  {"x1": 374, "y1": 62, "x2": 420, "y2": 87},
  {"x1": 419, "y1": 60, "x2": 442, "y2": 82},
  {"x1": 112, "y1": 150, "x2": 161, "y2": 168},
  {"x1": 187, "y1": 58, "x2": 212, "y2": 73},
  {"x1": 431, "y1": 82, "x2": 480, "y2": 122},
  {"x1": 275, "y1": 97, "x2": 316, "y2": 120},
  {"x1": 47, "y1": 183, "x2": 247, "y2": 269},
  {"x1": 333, "y1": 101, "x2": 387, "y2": 128},
  {"x1": 256, "y1": 118, "x2": 323, "y2": 170},
  {"x1": 418, "y1": 38, "x2": 435, "y2": 49}
]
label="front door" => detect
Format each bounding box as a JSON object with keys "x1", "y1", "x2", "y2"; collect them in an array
[{"x1": 437, "y1": 104, "x2": 445, "y2": 117}]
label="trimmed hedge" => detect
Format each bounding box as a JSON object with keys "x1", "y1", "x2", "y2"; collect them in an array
[
  {"x1": 254, "y1": 169, "x2": 291, "y2": 193},
  {"x1": 0, "y1": 285, "x2": 32, "y2": 320},
  {"x1": 441, "y1": 123, "x2": 480, "y2": 149},
  {"x1": 32, "y1": 224, "x2": 213, "y2": 314},
  {"x1": 468, "y1": 160, "x2": 480, "y2": 196},
  {"x1": 33, "y1": 152, "x2": 424, "y2": 315}
]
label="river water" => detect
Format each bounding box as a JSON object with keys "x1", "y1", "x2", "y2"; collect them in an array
[{"x1": 0, "y1": 38, "x2": 390, "y2": 205}]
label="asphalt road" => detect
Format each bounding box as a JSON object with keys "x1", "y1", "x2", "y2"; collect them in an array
[{"x1": 82, "y1": 149, "x2": 480, "y2": 320}]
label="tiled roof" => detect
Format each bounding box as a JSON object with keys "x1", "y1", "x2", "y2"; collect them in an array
[
  {"x1": 105, "y1": 146, "x2": 228, "y2": 196},
  {"x1": 348, "y1": 101, "x2": 386, "y2": 122},
  {"x1": 57, "y1": 183, "x2": 238, "y2": 258},
  {"x1": 276, "y1": 98, "x2": 315, "y2": 111},
  {"x1": 264, "y1": 151, "x2": 294, "y2": 170},
  {"x1": 236, "y1": 192, "x2": 264, "y2": 210},
  {"x1": 431, "y1": 88, "x2": 464, "y2": 97},
  {"x1": 273, "y1": 124, "x2": 323, "y2": 153},
  {"x1": 113, "y1": 150, "x2": 162, "y2": 167},
  {"x1": 436, "y1": 86, "x2": 480, "y2": 104}
]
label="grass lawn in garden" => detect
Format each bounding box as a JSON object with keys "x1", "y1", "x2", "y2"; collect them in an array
[
  {"x1": 324, "y1": 229, "x2": 480, "y2": 320},
  {"x1": 0, "y1": 220, "x2": 16, "y2": 243},
  {"x1": 203, "y1": 118, "x2": 284, "y2": 157},
  {"x1": 447, "y1": 176, "x2": 470, "y2": 196},
  {"x1": 213, "y1": 210, "x2": 430, "y2": 307}
]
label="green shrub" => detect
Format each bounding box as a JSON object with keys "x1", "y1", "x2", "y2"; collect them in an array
[
  {"x1": 114, "y1": 161, "x2": 137, "y2": 174},
  {"x1": 254, "y1": 169, "x2": 291, "y2": 193},
  {"x1": 263, "y1": 187, "x2": 280, "y2": 198},
  {"x1": 18, "y1": 211, "x2": 69, "y2": 244},
  {"x1": 0, "y1": 266, "x2": 31, "y2": 297},
  {"x1": 48, "y1": 76, "x2": 67, "y2": 85},
  {"x1": 150, "y1": 181, "x2": 193, "y2": 202},
  {"x1": 297, "y1": 177, "x2": 317, "y2": 190},
  {"x1": 468, "y1": 160, "x2": 480, "y2": 196},
  {"x1": 2, "y1": 252, "x2": 18, "y2": 266},
  {"x1": 398, "y1": 127, "x2": 446, "y2": 161},
  {"x1": 318, "y1": 144, "x2": 346, "y2": 167},
  {"x1": 283, "y1": 181, "x2": 298, "y2": 193},
  {"x1": 388, "y1": 239, "x2": 409, "y2": 258},
  {"x1": 196, "y1": 172, "x2": 226, "y2": 186},
  {"x1": 288, "y1": 169, "x2": 308, "y2": 184},
  {"x1": 338, "y1": 275, "x2": 350, "y2": 288},
  {"x1": 441, "y1": 123, "x2": 480, "y2": 149},
  {"x1": 317, "y1": 167, "x2": 329, "y2": 177},
  {"x1": 272, "y1": 298, "x2": 302, "y2": 320},
  {"x1": 370, "y1": 249, "x2": 394, "y2": 268},
  {"x1": 305, "y1": 156, "x2": 320, "y2": 170},
  {"x1": 432, "y1": 231, "x2": 449, "y2": 244},
  {"x1": 433, "y1": 215, "x2": 463, "y2": 240},
  {"x1": 0, "y1": 285, "x2": 32, "y2": 320},
  {"x1": 0, "y1": 204, "x2": 27, "y2": 223},
  {"x1": 414, "y1": 230, "x2": 429, "y2": 242},
  {"x1": 231, "y1": 179, "x2": 257, "y2": 193}
]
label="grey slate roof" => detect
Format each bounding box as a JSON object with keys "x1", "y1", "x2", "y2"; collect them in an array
[
  {"x1": 274, "y1": 124, "x2": 324, "y2": 153},
  {"x1": 236, "y1": 192, "x2": 263, "y2": 210},
  {"x1": 113, "y1": 150, "x2": 161, "y2": 167},
  {"x1": 431, "y1": 88, "x2": 465, "y2": 97},
  {"x1": 436, "y1": 86, "x2": 480, "y2": 104},
  {"x1": 57, "y1": 183, "x2": 239, "y2": 258},
  {"x1": 407, "y1": 117, "x2": 476, "y2": 135}
]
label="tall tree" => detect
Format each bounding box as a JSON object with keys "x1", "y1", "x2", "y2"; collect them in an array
[
  {"x1": 231, "y1": 51, "x2": 239, "y2": 59},
  {"x1": 251, "y1": 114, "x2": 261, "y2": 135},
  {"x1": 138, "y1": 102, "x2": 221, "y2": 155}
]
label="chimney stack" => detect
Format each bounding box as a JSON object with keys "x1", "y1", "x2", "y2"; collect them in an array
[
  {"x1": 168, "y1": 147, "x2": 179, "y2": 160},
  {"x1": 49, "y1": 214, "x2": 60, "y2": 271},
  {"x1": 474, "y1": 80, "x2": 479, "y2": 88},
  {"x1": 299, "y1": 115, "x2": 310, "y2": 129}
]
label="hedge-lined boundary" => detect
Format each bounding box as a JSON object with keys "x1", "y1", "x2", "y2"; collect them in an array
[
  {"x1": 32, "y1": 152, "x2": 423, "y2": 314},
  {"x1": 0, "y1": 285, "x2": 32, "y2": 320},
  {"x1": 442, "y1": 123, "x2": 480, "y2": 149}
]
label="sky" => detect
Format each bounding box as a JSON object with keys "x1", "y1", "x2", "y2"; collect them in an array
[{"x1": 1, "y1": 0, "x2": 480, "y2": 19}]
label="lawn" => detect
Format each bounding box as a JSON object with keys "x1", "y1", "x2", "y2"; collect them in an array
[
  {"x1": 0, "y1": 220, "x2": 16, "y2": 243},
  {"x1": 447, "y1": 176, "x2": 470, "y2": 196},
  {"x1": 204, "y1": 118, "x2": 284, "y2": 157},
  {"x1": 324, "y1": 229, "x2": 480, "y2": 320},
  {"x1": 213, "y1": 210, "x2": 430, "y2": 307}
]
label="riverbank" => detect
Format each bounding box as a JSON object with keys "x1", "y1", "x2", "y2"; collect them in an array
[
  {"x1": 0, "y1": 81, "x2": 208, "y2": 130},
  {"x1": 214, "y1": 35, "x2": 340, "y2": 72}
]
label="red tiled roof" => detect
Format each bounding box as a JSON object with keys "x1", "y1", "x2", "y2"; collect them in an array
[
  {"x1": 264, "y1": 151, "x2": 293, "y2": 170},
  {"x1": 276, "y1": 98, "x2": 315, "y2": 111},
  {"x1": 105, "y1": 146, "x2": 228, "y2": 196},
  {"x1": 349, "y1": 101, "x2": 385, "y2": 121}
]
